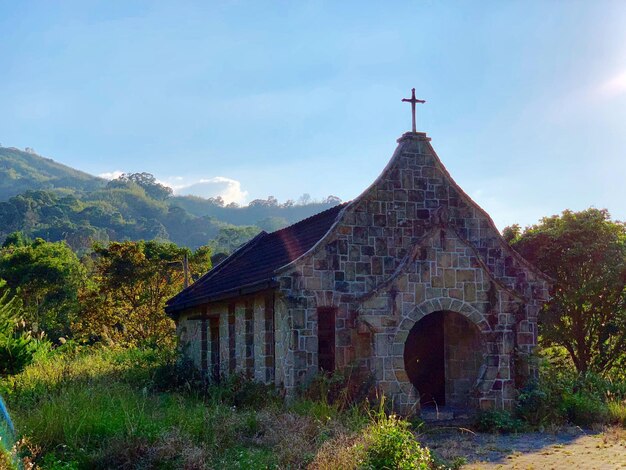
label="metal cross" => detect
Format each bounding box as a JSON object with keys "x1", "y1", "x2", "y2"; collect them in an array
[{"x1": 402, "y1": 88, "x2": 426, "y2": 133}]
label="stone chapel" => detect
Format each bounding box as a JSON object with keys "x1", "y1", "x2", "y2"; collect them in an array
[{"x1": 166, "y1": 108, "x2": 550, "y2": 414}]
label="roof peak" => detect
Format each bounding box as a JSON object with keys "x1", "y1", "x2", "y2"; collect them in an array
[{"x1": 397, "y1": 131, "x2": 431, "y2": 143}]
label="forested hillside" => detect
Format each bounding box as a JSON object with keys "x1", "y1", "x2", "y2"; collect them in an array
[
  {"x1": 0, "y1": 146, "x2": 104, "y2": 199},
  {"x1": 0, "y1": 147, "x2": 341, "y2": 253}
]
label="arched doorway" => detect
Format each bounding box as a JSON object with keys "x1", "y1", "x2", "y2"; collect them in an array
[{"x1": 403, "y1": 310, "x2": 483, "y2": 409}]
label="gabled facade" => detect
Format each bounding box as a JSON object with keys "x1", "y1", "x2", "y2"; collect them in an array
[{"x1": 166, "y1": 131, "x2": 550, "y2": 413}]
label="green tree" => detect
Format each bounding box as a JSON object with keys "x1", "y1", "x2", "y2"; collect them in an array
[
  {"x1": 76, "y1": 241, "x2": 211, "y2": 346},
  {"x1": 209, "y1": 225, "x2": 261, "y2": 255},
  {"x1": 509, "y1": 209, "x2": 626, "y2": 374},
  {"x1": 0, "y1": 236, "x2": 84, "y2": 341},
  {"x1": 109, "y1": 172, "x2": 173, "y2": 201}
]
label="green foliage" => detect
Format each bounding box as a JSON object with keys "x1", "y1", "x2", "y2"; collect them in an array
[
  {"x1": 208, "y1": 225, "x2": 262, "y2": 255},
  {"x1": 0, "y1": 145, "x2": 342, "y2": 252},
  {"x1": 0, "y1": 146, "x2": 103, "y2": 201},
  {"x1": 474, "y1": 409, "x2": 526, "y2": 433},
  {"x1": 302, "y1": 366, "x2": 376, "y2": 410},
  {"x1": 515, "y1": 349, "x2": 626, "y2": 428},
  {"x1": 75, "y1": 240, "x2": 211, "y2": 347},
  {"x1": 510, "y1": 208, "x2": 626, "y2": 375},
  {"x1": 1, "y1": 346, "x2": 382, "y2": 469},
  {"x1": 256, "y1": 216, "x2": 289, "y2": 232},
  {"x1": 607, "y1": 400, "x2": 626, "y2": 426},
  {"x1": 561, "y1": 392, "x2": 609, "y2": 426},
  {"x1": 0, "y1": 280, "x2": 39, "y2": 376},
  {"x1": 359, "y1": 408, "x2": 432, "y2": 470},
  {"x1": 0, "y1": 238, "x2": 84, "y2": 341},
  {"x1": 108, "y1": 172, "x2": 173, "y2": 201}
]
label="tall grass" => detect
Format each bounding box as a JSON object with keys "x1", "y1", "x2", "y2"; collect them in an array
[{"x1": 0, "y1": 347, "x2": 379, "y2": 469}]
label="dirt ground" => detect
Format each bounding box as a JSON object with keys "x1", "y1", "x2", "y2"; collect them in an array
[{"x1": 420, "y1": 426, "x2": 626, "y2": 469}]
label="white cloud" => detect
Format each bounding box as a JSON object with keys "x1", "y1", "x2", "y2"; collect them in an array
[
  {"x1": 98, "y1": 170, "x2": 124, "y2": 180},
  {"x1": 175, "y1": 176, "x2": 248, "y2": 205},
  {"x1": 97, "y1": 171, "x2": 248, "y2": 205}
]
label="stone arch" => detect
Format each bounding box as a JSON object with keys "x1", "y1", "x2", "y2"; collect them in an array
[
  {"x1": 404, "y1": 310, "x2": 484, "y2": 409},
  {"x1": 402, "y1": 297, "x2": 492, "y2": 333},
  {"x1": 389, "y1": 297, "x2": 493, "y2": 411}
]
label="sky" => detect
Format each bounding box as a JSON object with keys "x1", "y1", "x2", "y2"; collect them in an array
[{"x1": 1, "y1": 0, "x2": 626, "y2": 229}]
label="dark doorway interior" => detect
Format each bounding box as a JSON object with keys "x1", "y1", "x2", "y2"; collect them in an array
[{"x1": 404, "y1": 312, "x2": 446, "y2": 407}]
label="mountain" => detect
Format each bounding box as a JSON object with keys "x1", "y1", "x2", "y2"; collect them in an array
[
  {"x1": 0, "y1": 146, "x2": 341, "y2": 253},
  {"x1": 0, "y1": 146, "x2": 105, "y2": 200}
]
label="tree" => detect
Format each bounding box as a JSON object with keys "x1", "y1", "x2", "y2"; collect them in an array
[
  {"x1": 75, "y1": 241, "x2": 211, "y2": 346},
  {"x1": 297, "y1": 193, "x2": 312, "y2": 205},
  {"x1": 509, "y1": 209, "x2": 626, "y2": 375},
  {"x1": 322, "y1": 195, "x2": 342, "y2": 205},
  {"x1": 110, "y1": 172, "x2": 173, "y2": 201},
  {"x1": 209, "y1": 226, "x2": 261, "y2": 255},
  {"x1": 257, "y1": 216, "x2": 288, "y2": 232},
  {"x1": 0, "y1": 237, "x2": 85, "y2": 341}
]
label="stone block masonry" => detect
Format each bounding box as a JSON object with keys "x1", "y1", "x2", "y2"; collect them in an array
[
  {"x1": 274, "y1": 132, "x2": 550, "y2": 413},
  {"x1": 173, "y1": 130, "x2": 550, "y2": 415}
]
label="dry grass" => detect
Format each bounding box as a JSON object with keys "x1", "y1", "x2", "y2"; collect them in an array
[{"x1": 308, "y1": 433, "x2": 363, "y2": 470}]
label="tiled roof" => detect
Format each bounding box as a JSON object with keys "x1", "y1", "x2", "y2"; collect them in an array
[{"x1": 165, "y1": 203, "x2": 346, "y2": 313}]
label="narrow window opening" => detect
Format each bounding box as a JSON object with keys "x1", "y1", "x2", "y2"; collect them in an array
[
  {"x1": 318, "y1": 307, "x2": 336, "y2": 372},
  {"x1": 210, "y1": 316, "x2": 220, "y2": 381},
  {"x1": 228, "y1": 303, "x2": 236, "y2": 373},
  {"x1": 245, "y1": 300, "x2": 255, "y2": 378},
  {"x1": 264, "y1": 294, "x2": 275, "y2": 383},
  {"x1": 200, "y1": 307, "x2": 208, "y2": 376}
]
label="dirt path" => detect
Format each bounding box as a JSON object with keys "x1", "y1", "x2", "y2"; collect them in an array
[{"x1": 420, "y1": 426, "x2": 626, "y2": 469}]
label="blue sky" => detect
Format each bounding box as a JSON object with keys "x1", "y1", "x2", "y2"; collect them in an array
[{"x1": 1, "y1": 1, "x2": 625, "y2": 229}]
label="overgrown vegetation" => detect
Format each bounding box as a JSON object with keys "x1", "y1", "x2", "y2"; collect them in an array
[{"x1": 0, "y1": 346, "x2": 448, "y2": 469}]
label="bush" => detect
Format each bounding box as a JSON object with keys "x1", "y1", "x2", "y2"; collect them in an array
[
  {"x1": 360, "y1": 412, "x2": 432, "y2": 469},
  {"x1": 0, "y1": 280, "x2": 44, "y2": 377},
  {"x1": 562, "y1": 392, "x2": 608, "y2": 427},
  {"x1": 516, "y1": 380, "x2": 563, "y2": 426},
  {"x1": 303, "y1": 365, "x2": 376, "y2": 409},
  {"x1": 474, "y1": 409, "x2": 525, "y2": 433},
  {"x1": 515, "y1": 349, "x2": 626, "y2": 428},
  {"x1": 607, "y1": 400, "x2": 626, "y2": 426},
  {"x1": 150, "y1": 353, "x2": 205, "y2": 393}
]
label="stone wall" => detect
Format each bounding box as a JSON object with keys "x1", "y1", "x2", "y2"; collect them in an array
[
  {"x1": 275, "y1": 132, "x2": 550, "y2": 411},
  {"x1": 175, "y1": 291, "x2": 280, "y2": 386},
  {"x1": 176, "y1": 131, "x2": 550, "y2": 414}
]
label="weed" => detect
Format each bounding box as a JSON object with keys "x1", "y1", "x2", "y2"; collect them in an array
[
  {"x1": 474, "y1": 409, "x2": 526, "y2": 433},
  {"x1": 607, "y1": 400, "x2": 626, "y2": 426}
]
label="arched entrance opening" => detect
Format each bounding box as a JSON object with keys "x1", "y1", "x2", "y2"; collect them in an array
[{"x1": 403, "y1": 310, "x2": 483, "y2": 409}]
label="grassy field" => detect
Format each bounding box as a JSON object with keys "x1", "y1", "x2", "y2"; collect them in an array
[
  {"x1": 0, "y1": 346, "x2": 437, "y2": 469},
  {"x1": 2, "y1": 345, "x2": 626, "y2": 469}
]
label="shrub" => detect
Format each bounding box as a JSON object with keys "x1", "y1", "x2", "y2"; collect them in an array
[
  {"x1": 607, "y1": 400, "x2": 626, "y2": 426},
  {"x1": 474, "y1": 409, "x2": 525, "y2": 433},
  {"x1": 515, "y1": 349, "x2": 626, "y2": 428},
  {"x1": 150, "y1": 353, "x2": 205, "y2": 393},
  {"x1": 562, "y1": 392, "x2": 608, "y2": 427},
  {"x1": 303, "y1": 365, "x2": 376, "y2": 409},
  {"x1": 360, "y1": 412, "x2": 432, "y2": 469},
  {"x1": 516, "y1": 380, "x2": 564, "y2": 426},
  {"x1": 0, "y1": 280, "x2": 44, "y2": 377}
]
